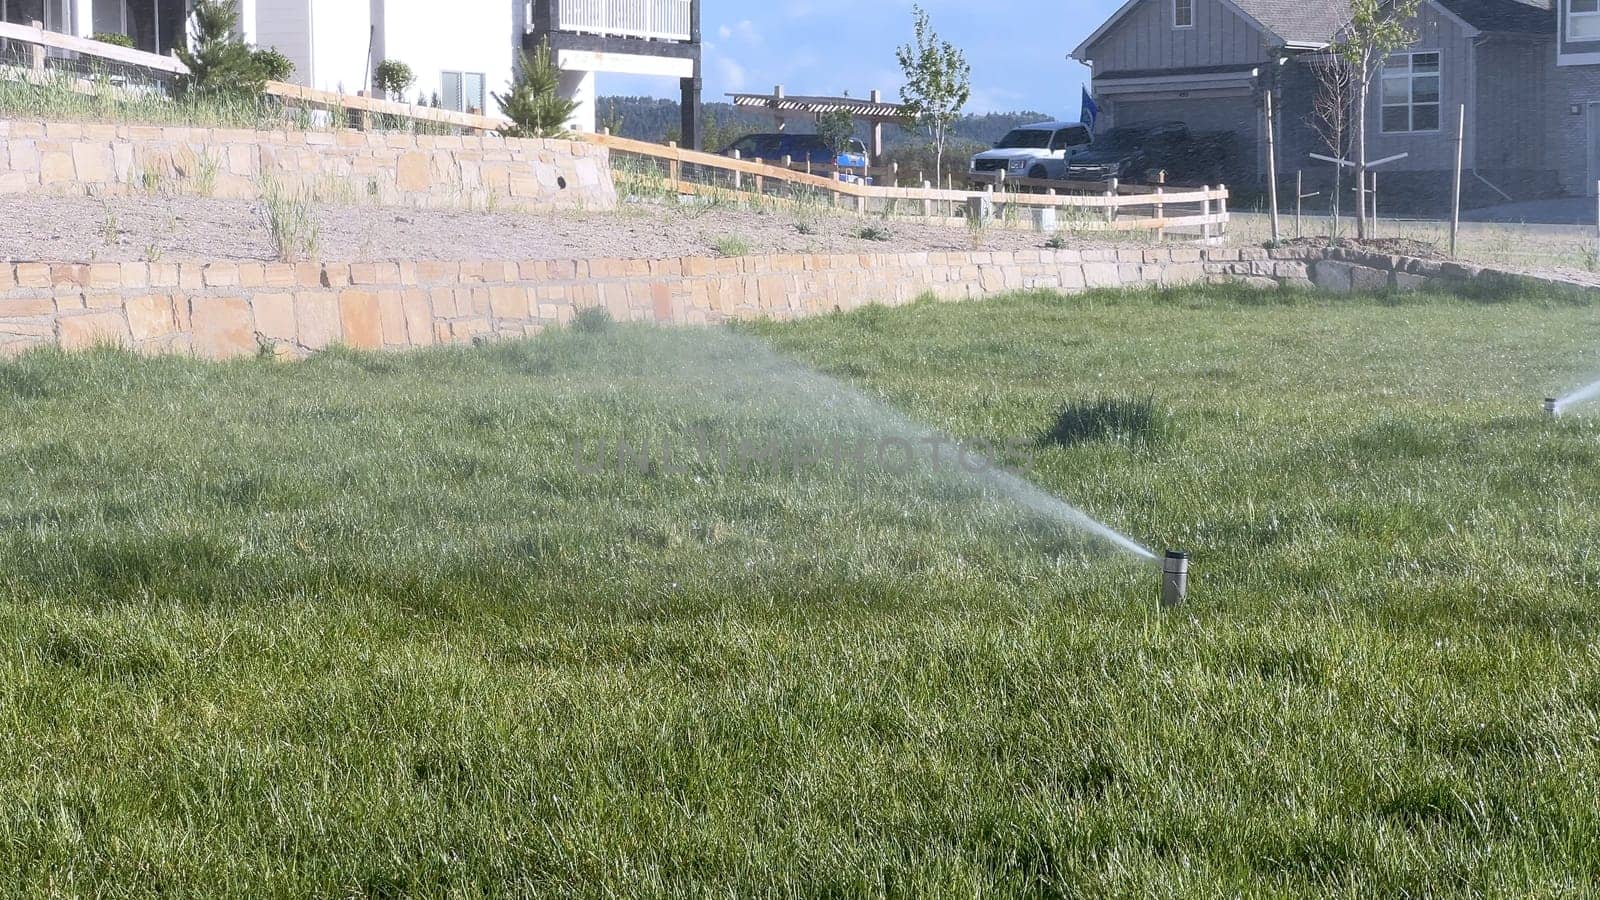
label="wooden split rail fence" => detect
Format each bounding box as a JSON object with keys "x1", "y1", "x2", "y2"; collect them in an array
[{"x1": 585, "y1": 131, "x2": 1230, "y2": 239}]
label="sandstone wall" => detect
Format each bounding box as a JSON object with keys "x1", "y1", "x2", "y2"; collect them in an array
[
  {"x1": 0, "y1": 121, "x2": 614, "y2": 211},
  {"x1": 0, "y1": 247, "x2": 1591, "y2": 360}
]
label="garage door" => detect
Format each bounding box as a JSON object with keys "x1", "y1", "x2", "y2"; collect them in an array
[
  {"x1": 1109, "y1": 96, "x2": 1258, "y2": 182},
  {"x1": 1111, "y1": 97, "x2": 1258, "y2": 139}
]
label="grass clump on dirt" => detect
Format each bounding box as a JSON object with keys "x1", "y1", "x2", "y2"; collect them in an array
[
  {"x1": 711, "y1": 233, "x2": 752, "y2": 257},
  {"x1": 2, "y1": 283, "x2": 1600, "y2": 895}
]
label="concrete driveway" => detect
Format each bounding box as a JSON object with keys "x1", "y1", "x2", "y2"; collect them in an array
[{"x1": 1464, "y1": 196, "x2": 1596, "y2": 226}]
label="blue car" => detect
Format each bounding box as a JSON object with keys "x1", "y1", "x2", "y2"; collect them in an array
[{"x1": 722, "y1": 133, "x2": 870, "y2": 171}]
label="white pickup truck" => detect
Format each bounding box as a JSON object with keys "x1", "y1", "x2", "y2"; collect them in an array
[{"x1": 969, "y1": 121, "x2": 1093, "y2": 182}]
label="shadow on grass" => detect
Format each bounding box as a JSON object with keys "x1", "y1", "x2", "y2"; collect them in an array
[{"x1": 1038, "y1": 397, "x2": 1177, "y2": 449}]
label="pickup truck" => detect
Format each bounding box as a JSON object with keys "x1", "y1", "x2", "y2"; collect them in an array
[
  {"x1": 968, "y1": 121, "x2": 1093, "y2": 181},
  {"x1": 1062, "y1": 122, "x2": 1237, "y2": 186},
  {"x1": 722, "y1": 133, "x2": 869, "y2": 170}
]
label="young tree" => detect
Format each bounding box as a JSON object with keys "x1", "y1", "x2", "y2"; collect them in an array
[
  {"x1": 816, "y1": 109, "x2": 856, "y2": 156},
  {"x1": 494, "y1": 39, "x2": 578, "y2": 138},
  {"x1": 176, "y1": 0, "x2": 267, "y2": 96},
  {"x1": 895, "y1": 5, "x2": 970, "y2": 185},
  {"x1": 1333, "y1": 0, "x2": 1421, "y2": 239},
  {"x1": 373, "y1": 60, "x2": 416, "y2": 102},
  {"x1": 1308, "y1": 53, "x2": 1358, "y2": 237}
]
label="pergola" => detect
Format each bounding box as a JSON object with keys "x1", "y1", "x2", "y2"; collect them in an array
[{"x1": 727, "y1": 86, "x2": 908, "y2": 162}]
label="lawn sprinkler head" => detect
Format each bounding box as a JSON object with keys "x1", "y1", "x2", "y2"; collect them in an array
[
  {"x1": 1545, "y1": 398, "x2": 1561, "y2": 419},
  {"x1": 1161, "y1": 551, "x2": 1189, "y2": 609}
]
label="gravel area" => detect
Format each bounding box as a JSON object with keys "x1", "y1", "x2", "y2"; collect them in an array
[{"x1": 2, "y1": 195, "x2": 1130, "y2": 264}]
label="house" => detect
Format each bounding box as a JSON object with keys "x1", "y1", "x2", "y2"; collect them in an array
[
  {"x1": 1072, "y1": 0, "x2": 1600, "y2": 205},
  {"x1": 5, "y1": 0, "x2": 703, "y2": 146},
  {"x1": 525, "y1": 0, "x2": 703, "y2": 148}
]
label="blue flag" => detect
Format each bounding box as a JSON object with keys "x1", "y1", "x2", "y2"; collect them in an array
[{"x1": 1080, "y1": 88, "x2": 1100, "y2": 131}]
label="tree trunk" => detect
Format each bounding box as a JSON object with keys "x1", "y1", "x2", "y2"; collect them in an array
[{"x1": 1356, "y1": 72, "x2": 1369, "y2": 240}]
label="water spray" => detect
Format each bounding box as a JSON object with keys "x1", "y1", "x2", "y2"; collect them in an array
[
  {"x1": 1160, "y1": 551, "x2": 1189, "y2": 608},
  {"x1": 1544, "y1": 398, "x2": 1561, "y2": 418},
  {"x1": 1552, "y1": 379, "x2": 1600, "y2": 416}
]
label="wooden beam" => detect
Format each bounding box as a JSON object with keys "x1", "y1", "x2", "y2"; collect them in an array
[
  {"x1": 262, "y1": 81, "x2": 503, "y2": 132},
  {"x1": 0, "y1": 20, "x2": 187, "y2": 73}
]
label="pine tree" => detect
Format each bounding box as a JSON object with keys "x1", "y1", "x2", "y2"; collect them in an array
[
  {"x1": 175, "y1": 0, "x2": 266, "y2": 97},
  {"x1": 495, "y1": 39, "x2": 578, "y2": 138}
]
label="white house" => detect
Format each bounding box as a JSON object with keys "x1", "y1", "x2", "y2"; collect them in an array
[
  {"x1": 237, "y1": 0, "x2": 519, "y2": 116},
  {"x1": 7, "y1": 0, "x2": 703, "y2": 143}
]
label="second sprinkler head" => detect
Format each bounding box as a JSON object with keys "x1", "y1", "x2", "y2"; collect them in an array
[{"x1": 1161, "y1": 550, "x2": 1189, "y2": 609}]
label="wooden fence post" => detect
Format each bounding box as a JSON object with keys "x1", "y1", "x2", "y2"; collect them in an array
[
  {"x1": 754, "y1": 158, "x2": 764, "y2": 195},
  {"x1": 1265, "y1": 87, "x2": 1281, "y2": 242},
  {"x1": 1155, "y1": 171, "x2": 1166, "y2": 242},
  {"x1": 1202, "y1": 186, "x2": 1214, "y2": 241},
  {"x1": 667, "y1": 141, "x2": 681, "y2": 191},
  {"x1": 1218, "y1": 184, "x2": 1228, "y2": 237},
  {"x1": 1105, "y1": 178, "x2": 1118, "y2": 226},
  {"x1": 1296, "y1": 170, "x2": 1303, "y2": 240},
  {"x1": 732, "y1": 149, "x2": 742, "y2": 191},
  {"x1": 29, "y1": 21, "x2": 46, "y2": 73},
  {"x1": 1450, "y1": 104, "x2": 1465, "y2": 258},
  {"x1": 1370, "y1": 172, "x2": 1378, "y2": 238}
]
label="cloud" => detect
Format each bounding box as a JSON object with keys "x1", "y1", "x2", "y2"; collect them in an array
[
  {"x1": 714, "y1": 55, "x2": 748, "y2": 91},
  {"x1": 965, "y1": 85, "x2": 1026, "y2": 115},
  {"x1": 716, "y1": 19, "x2": 763, "y2": 44}
]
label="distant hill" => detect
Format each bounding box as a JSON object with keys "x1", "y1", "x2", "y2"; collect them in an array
[{"x1": 596, "y1": 96, "x2": 1055, "y2": 152}]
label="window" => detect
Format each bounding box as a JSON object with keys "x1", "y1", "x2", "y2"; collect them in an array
[
  {"x1": 1572, "y1": 0, "x2": 1600, "y2": 40},
  {"x1": 996, "y1": 129, "x2": 1053, "y2": 149},
  {"x1": 441, "y1": 71, "x2": 487, "y2": 115},
  {"x1": 1174, "y1": 0, "x2": 1193, "y2": 28},
  {"x1": 1380, "y1": 51, "x2": 1441, "y2": 133},
  {"x1": 1051, "y1": 126, "x2": 1090, "y2": 150}
]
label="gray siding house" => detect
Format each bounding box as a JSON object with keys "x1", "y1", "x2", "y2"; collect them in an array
[{"x1": 1072, "y1": 0, "x2": 1600, "y2": 205}]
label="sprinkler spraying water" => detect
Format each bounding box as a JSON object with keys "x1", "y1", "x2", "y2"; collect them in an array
[
  {"x1": 1551, "y1": 378, "x2": 1600, "y2": 416},
  {"x1": 616, "y1": 327, "x2": 1173, "y2": 602},
  {"x1": 1545, "y1": 398, "x2": 1561, "y2": 418},
  {"x1": 1161, "y1": 551, "x2": 1189, "y2": 608}
]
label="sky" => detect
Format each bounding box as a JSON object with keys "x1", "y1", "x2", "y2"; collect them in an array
[{"x1": 600, "y1": 0, "x2": 1122, "y2": 117}]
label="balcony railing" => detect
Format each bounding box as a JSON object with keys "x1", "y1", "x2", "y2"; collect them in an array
[{"x1": 554, "y1": 0, "x2": 692, "y2": 42}]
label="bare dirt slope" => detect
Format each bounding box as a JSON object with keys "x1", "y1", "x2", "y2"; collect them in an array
[{"x1": 1, "y1": 195, "x2": 1132, "y2": 264}]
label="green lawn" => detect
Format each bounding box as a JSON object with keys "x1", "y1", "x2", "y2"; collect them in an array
[{"x1": 4, "y1": 285, "x2": 1600, "y2": 896}]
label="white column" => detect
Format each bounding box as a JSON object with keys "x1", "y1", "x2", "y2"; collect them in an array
[
  {"x1": 236, "y1": 0, "x2": 256, "y2": 44},
  {"x1": 71, "y1": 0, "x2": 94, "y2": 36},
  {"x1": 559, "y1": 69, "x2": 596, "y2": 133}
]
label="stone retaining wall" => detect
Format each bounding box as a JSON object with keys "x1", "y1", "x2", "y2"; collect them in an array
[
  {"x1": 0, "y1": 246, "x2": 1591, "y2": 359},
  {"x1": 1190, "y1": 245, "x2": 1596, "y2": 298},
  {"x1": 0, "y1": 121, "x2": 614, "y2": 211}
]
